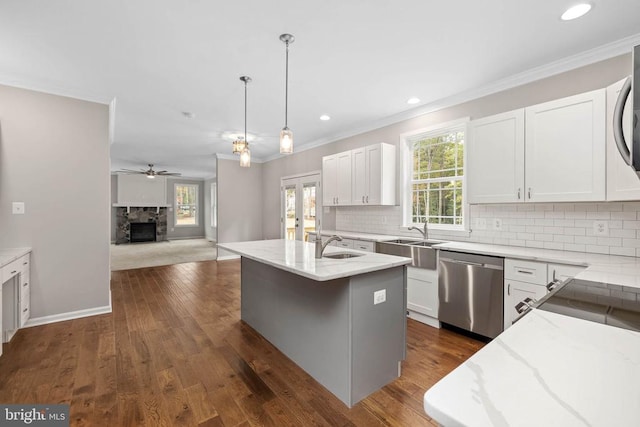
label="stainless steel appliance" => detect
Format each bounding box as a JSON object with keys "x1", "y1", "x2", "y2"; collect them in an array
[
  {"x1": 438, "y1": 251, "x2": 504, "y2": 339},
  {"x1": 518, "y1": 278, "x2": 640, "y2": 333},
  {"x1": 612, "y1": 44, "x2": 640, "y2": 177}
]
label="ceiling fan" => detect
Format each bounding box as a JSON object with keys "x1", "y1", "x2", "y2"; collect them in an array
[{"x1": 116, "y1": 164, "x2": 181, "y2": 179}]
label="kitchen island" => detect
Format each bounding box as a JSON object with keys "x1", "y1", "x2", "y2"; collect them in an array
[{"x1": 217, "y1": 239, "x2": 411, "y2": 407}]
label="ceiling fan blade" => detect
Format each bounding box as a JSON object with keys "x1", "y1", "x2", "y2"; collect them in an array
[
  {"x1": 117, "y1": 169, "x2": 145, "y2": 174},
  {"x1": 158, "y1": 172, "x2": 182, "y2": 176}
]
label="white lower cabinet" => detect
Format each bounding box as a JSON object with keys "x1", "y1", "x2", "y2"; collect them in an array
[
  {"x1": 407, "y1": 267, "x2": 439, "y2": 328},
  {"x1": 503, "y1": 279, "x2": 547, "y2": 330}
]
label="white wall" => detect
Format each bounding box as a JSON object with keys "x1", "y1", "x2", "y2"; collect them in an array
[
  {"x1": 216, "y1": 157, "x2": 263, "y2": 258},
  {"x1": 0, "y1": 84, "x2": 111, "y2": 321}
]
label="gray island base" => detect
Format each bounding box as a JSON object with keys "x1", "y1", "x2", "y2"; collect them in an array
[{"x1": 240, "y1": 257, "x2": 406, "y2": 407}]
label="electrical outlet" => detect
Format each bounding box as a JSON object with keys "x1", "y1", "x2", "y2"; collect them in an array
[
  {"x1": 593, "y1": 220, "x2": 609, "y2": 236},
  {"x1": 493, "y1": 218, "x2": 503, "y2": 231},
  {"x1": 475, "y1": 218, "x2": 487, "y2": 230},
  {"x1": 374, "y1": 289, "x2": 386, "y2": 305},
  {"x1": 12, "y1": 202, "x2": 25, "y2": 215}
]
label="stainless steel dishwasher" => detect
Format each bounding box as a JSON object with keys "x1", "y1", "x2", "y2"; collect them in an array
[{"x1": 438, "y1": 250, "x2": 504, "y2": 339}]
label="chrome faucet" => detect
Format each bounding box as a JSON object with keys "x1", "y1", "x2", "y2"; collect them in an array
[
  {"x1": 315, "y1": 234, "x2": 343, "y2": 258},
  {"x1": 408, "y1": 222, "x2": 429, "y2": 240}
]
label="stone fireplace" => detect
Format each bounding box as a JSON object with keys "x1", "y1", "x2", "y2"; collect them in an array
[{"x1": 115, "y1": 207, "x2": 167, "y2": 244}]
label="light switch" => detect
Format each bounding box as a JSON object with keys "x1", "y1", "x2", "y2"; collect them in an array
[
  {"x1": 12, "y1": 202, "x2": 25, "y2": 215},
  {"x1": 374, "y1": 289, "x2": 386, "y2": 305}
]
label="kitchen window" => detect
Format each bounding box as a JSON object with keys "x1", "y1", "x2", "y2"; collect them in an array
[
  {"x1": 175, "y1": 183, "x2": 199, "y2": 226},
  {"x1": 401, "y1": 119, "x2": 467, "y2": 231}
]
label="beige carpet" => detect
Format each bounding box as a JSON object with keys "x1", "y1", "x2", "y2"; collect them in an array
[{"x1": 110, "y1": 238, "x2": 217, "y2": 271}]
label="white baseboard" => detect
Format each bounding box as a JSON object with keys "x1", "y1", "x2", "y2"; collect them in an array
[
  {"x1": 407, "y1": 310, "x2": 440, "y2": 329},
  {"x1": 24, "y1": 305, "x2": 113, "y2": 328},
  {"x1": 216, "y1": 254, "x2": 240, "y2": 261}
]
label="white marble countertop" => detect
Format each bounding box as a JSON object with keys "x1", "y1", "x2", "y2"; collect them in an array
[
  {"x1": 217, "y1": 239, "x2": 411, "y2": 281},
  {"x1": 424, "y1": 308, "x2": 640, "y2": 426},
  {"x1": 0, "y1": 247, "x2": 32, "y2": 268}
]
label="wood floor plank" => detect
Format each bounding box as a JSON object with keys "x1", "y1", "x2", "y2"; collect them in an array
[{"x1": 0, "y1": 259, "x2": 484, "y2": 426}]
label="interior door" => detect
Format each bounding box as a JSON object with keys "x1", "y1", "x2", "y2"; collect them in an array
[{"x1": 281, "y1": 173, "x2": 321, "y2": 241}]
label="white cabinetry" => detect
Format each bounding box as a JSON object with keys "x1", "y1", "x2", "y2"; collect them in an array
[
  {"x1": 407, "y1": 267, "x2": 439, "y2": 328},
  {"x1": 1, "y1": 252, "x2": 31, "y2": 350},
  {"x1": 525, "y1": 89, "x2": 606, "y2": 202},
  {"x1": 329, "y1": 238, "x2": 375, "y2": 252},
  {"x1": 352, "y1": 143, "x2": 396, "y2": 205},
  {"x1": 467, "y1": 89, "x2": 606, "y2": 204},
  {"x1": 322, "y1": 151, "x2": 352, "y2": 206},
  {"x1": 323, "y1": 143, "x2": 396, "y2": 207},
  {"x1": 468, "y1": 110, "x2": 525, "y2": 204},
  {"x1": 503, "y1": 259, "x2": 585, "y2": 330},
  {"x1": 504, "y1": 259, "x2": 548, "y2": 330},
  {"x1": 606, "y1": 78, "x2": 640, "y2": 200}
]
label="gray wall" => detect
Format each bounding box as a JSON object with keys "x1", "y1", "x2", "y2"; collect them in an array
[
  {"x1": 0, "y1": 84, "x2": 111, "y2": 320},
  {"x1": 261, "y1": 54, "x2": 632, "y2": 238},
  {"x1": 216, "y1": 157, "x2": 263, "y2": 257},
  {"x1": 165, "y1": 177, "x2": 205, "y2": 239}
]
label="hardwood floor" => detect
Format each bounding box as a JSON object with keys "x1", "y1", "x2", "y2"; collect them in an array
[{"x1": 0, "y1": 260, "x2": 484, "y2": 426}]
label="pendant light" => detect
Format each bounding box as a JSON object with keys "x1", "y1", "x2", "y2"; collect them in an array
[
  {"x1": 239, "y1": 76, "x2": 251, "y2": 168},
  {"x1": 232, "y1": 136, "x2": 246, "y2": 155},
  {"x1": 279, "y1": 33, "x2": 294, "y2": 154}
]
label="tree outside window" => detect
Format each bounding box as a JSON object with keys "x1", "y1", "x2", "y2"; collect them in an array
[
  {"x1": 175, "y1": 184, "x2": 198, "y2": 226},
  {"x1": 404, "y1": 124, "x2": 465, "y2": 229}
]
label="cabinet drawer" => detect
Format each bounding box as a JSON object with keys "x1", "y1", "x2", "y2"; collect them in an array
[
  {"x1": 504, "y1": 259, "x2": 548, "y2": 285},
  {"x1": 353, "y1": 241, "x2": 374, "y2": 252},
  {"x1": 1, "y1": 259, "x2": 21, "y2": 282},
  {"x1": 336, "y1": 239, "x2": 354, "y2": 249}
]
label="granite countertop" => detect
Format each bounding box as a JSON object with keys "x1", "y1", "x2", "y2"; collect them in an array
[
  {"x1": 217, "y1": 239, "x2": 411, "y2": 281},
  {"x1": 0, "y1": 247, "x2": 32, "y2": 268},
  {"x1": 423, "y1": 308, "x2": 640, "y2": 426}
]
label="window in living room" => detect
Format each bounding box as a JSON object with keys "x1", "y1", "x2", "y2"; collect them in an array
[{"x1": 175, "y1": 183, "x2": 199, "y2": 226}]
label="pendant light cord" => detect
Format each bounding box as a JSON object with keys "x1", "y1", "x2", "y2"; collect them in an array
[
  {"x1": 244, "y1": 79, "x2": 248, "y2": 142},
  {"x1": 284, "y1": 41, "x2": 289, "y2": 128}
]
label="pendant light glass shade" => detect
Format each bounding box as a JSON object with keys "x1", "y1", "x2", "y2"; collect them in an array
[
  {"x1": 280, "y1": 127, "x2": 293, "y2": 154},
  {"x1": 279, "y1": 34, "x2": 294, "y2": 154},
  {"x1": 238, "y1": 76, "x2": 252, "y2": 167},
  {"x1": 239, "y1": 146, "x2": 251, "y2": 167}
]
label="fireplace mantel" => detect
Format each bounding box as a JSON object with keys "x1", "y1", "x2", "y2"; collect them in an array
[{"x1": 112, "y1": 203, "x2": 171, "y2": 214}]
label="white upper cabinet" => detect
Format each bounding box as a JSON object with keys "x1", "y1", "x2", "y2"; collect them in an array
[
  {"x1": 606, "y1": 78, "x2": 640, "y2": 200},
  {"x1": 467, "y1": 89, "x2": 606, "y2": 204},
  {"x1": 323, "y1": 143, "x2": 395, "y2": 206},
  {"x1": 525, "y1": 89, "x2": 606, "y2": 202},
  {"x1": 322, "y1": 150, "x2": 352, "y2": 206},
  {"x1": 467, "y1": 109, "x2": 525, "y2": 203},
  {"x1": 352, "y1": 143, "x2": 396, "y2": 205}
]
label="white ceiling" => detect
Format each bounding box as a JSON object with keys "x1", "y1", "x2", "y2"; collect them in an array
[{"x1": 1, "y1": 1, "x2": 640, "y2": 179}]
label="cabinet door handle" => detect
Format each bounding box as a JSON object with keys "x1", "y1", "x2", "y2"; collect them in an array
[
  {"x1": 362, "y1": 196, "x2": 365, "y2": 203},
  {"x1": 23, "y1": 308, "x2": 28, "y2": 313},
  {"x1": 508, "y1": 283, "x2": 511, "y2": 296},
  {"x1": 517, "y1": 269, "x2": 533, "y2": 275},
  {"x1": 366, "y1": 196, "x2": 369, "y2": 203},
  {"x1": 528, "y1": 187, "x2": 531, "y2": 199},
  {"x1": 23, "y1": 262, "x2": 28, "y2": 266},
  {"x1": 517, "y1": 188, "x2": 521, "y2": 200},
  {"x1": 23, "y1": 282, "x2": 28, "y2": 287},
  {"x1": 11, "y1": 270, "x2": 17, "y2": 274}
]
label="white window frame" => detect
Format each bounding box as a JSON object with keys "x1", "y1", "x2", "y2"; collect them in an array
[
  {"x1": 174, "y1": 183, "x2": 199, "y2": 227},
  {"x1": 400, "y1": 117, "x2": 469, "y2": 232}
]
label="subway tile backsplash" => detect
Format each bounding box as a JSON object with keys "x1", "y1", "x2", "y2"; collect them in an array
[{"x1": 334, "y1": 202, "x2": 640, "y2": 257}]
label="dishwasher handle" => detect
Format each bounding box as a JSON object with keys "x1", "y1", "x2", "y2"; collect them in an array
[{"x1": 440, "y1": 257, "x2": 504, "y2": 270}]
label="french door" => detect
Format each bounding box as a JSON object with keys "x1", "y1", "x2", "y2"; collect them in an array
[{"x1": 281, "y1": 173, "x2": 321, "y2": 241}]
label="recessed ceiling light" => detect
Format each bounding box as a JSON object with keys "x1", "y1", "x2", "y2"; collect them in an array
[
  {"x1": 407, "y1": 97, "x2": 420, "y2": 105},
  {"x1": 320, "y1": 115, "x2": 331, "y2": 121},
  {"x1": 561, "y1": 3, "x2": 592, "y2": 20}
]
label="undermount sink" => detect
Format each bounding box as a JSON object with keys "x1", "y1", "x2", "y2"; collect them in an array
[
  {"x1": 375, "y1": 239, "x2": 446, "y2": 270},
  {"x1": 323, "y1": 252, "x2": 365, "y2": 259}
]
